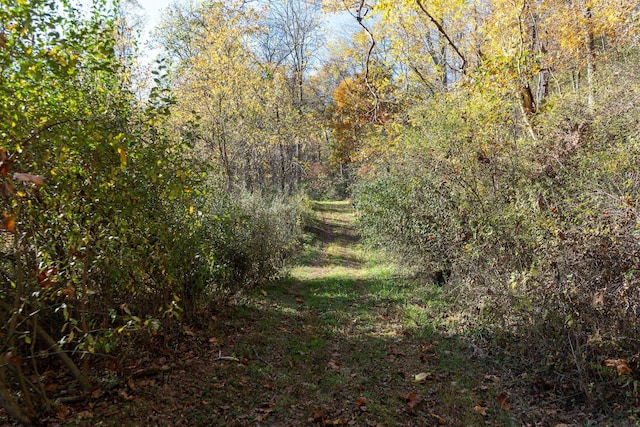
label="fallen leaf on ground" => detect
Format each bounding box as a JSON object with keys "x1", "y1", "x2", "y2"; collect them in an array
[
  {"x1": 4, "y1": 351, "x2": 21, "y2": 365},
  {"x1": 56, "y1": 405, "x2": 71, "y2": 420},
  {"x1": 355, "y1": 397, "x2": 367, "y2": 411},
  {"x1": 328, "y1": 359, "x2": 341, "y2": 370},
  {"x1": 183, "y1": 325, "x2": 196, "y2": 336},
  {"x1": 77, "y1": 410, "x2": 93, "y2": 419},
  {"x1": 473, "y1": 404, "x2": 488, "y2": 416},
  {"x1": 309, "y1": 409, "x2": 324, "y2": 422},
  {"x1": 592, "y1": 290, "x2": 605, "y2": 307},
  {"x1": 605, "y1": 358, "x2": 632, "y2": 376},
  {"x1": 0, "y1": 149, "x2": 11, "y2": 177},
  {"x1": 118, "y1": 390, "x2": 134, "y2": 400},
  {"x1": 399, "y1": 392, "x2": 422, "y2": 408},
  {"x1": 388, "y1": 346, "x2": 404, "y2": 356},
  {"x1": 255, "y1": 402, "x2": 274, "y2": 421},
  {"x1": 413, "y1": 372, "x2": 430, "y2": 382},
  {"x1": 497, "y1": 393, "x2": 511, "y2": 410},
  {"x1": 483, "y1": 374, "x2": 500, "y2": 383},
  {"x1": 420, "y1": 341, "x2": 433, "y2": 352},
  {"x1": 1, "y1": 213, "x2": 16, "y2": 234},
  {"x1": 429, "y1": 412, "x2": 446, "y2": 424}
]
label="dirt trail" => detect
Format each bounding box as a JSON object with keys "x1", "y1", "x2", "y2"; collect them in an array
[
  {"x1": 304, "y1": 201, "x2": 364, "y2": 272},
  {"x1": 89, "y1": 201, "x2": 503, "y2": 426}
]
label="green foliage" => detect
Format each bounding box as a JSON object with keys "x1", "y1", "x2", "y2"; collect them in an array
[
  {"x1": 188, "y1": 187, "x2": 304, "y2": 306},
  {"x1": 353, "y1": 43, "x2": 640, "y2": 406},
  {"x1": 158, "y1": 0, "x2": 327, "y2": 194},
  {"x1": 0, "y1": 1, "x2": 304, "y2": 423},
  {"x1": 355, "y1": 87, "x2": 535, "y2": 276}
]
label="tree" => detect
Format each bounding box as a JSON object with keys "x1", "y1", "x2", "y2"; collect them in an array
[
  {"x1": 0, "y1": 0, "x2": 197, "y2": 422},
  {"x1": 328, "y1": 62, "x2": 397, "y2": 168},
  {"x1": 152, "y1": 0, "x2": 210, "y2": 64},
  {"x1": 162, "y1": 0, "x2": 326, "y2": 193},
  {"x1": 259, "y1": 0, "x2": 324, "y2": 107}
]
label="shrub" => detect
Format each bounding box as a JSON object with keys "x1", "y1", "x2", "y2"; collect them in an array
[
  {"x1": 353, "y1": 47, "x2": 640, "y2": 406},
  {"x1": 173, "y1": 187, "x2": 304, "y2": 308}
]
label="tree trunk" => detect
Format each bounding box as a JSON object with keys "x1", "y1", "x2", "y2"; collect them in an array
[
  {"x1": 584, "y1": 5, "x2": 596, "y2": 108},
  {"x1": 536, "y1": 69, "x2": 550, "y2": 107},
  {"x1": 0, "y1": 378, "x2": 33, "y2": 426},
  {"x1": 581, "y1": 0, "x2": 596, "y2": 108},
  {"x1": 520, "y1": 84, "x2": 536, "y2": 115},
  {"x1": 279, "y1": 141, "x2": 286, "y2": 193},
  {"x1": 217, "y1": 137, "x2": 233, "y2": 191},
  {"x1": 520, "y1": 84, "x2": 538, "y2": 140}
]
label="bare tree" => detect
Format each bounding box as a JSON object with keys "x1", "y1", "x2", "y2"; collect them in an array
[{"x1": 260, "y1": 0, "x2": 324, "y2": 107}]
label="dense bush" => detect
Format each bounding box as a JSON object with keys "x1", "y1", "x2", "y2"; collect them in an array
[
  {"x1": 355, "y1": 87, "x2": 536, "y2": 279},
  {"x1": 193, "y1": 189, "x2": 304, "y2": 305},
  {"x1": 0, "y1": 1, "x2": 305, "y2": 422},
  {"x1": 353, "y1": 48, "x2": 640, "y2": 402}
]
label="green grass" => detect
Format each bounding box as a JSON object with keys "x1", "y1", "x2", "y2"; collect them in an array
[
  {"x1": 252, "y1": 201, "x2": 493, "y2": 423},
  {"x1": 162, "y1": 200, "x2": 505, "y2": 426}
]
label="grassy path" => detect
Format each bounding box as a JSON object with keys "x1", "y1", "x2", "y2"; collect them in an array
[{"x1": 110, "y1": 201, "x2": 509, "y2": 426}]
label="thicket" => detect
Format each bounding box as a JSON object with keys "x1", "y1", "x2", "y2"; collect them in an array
[
  {"x1": 326, "y1": 0, "x2": 640, "y2": 413},
  {"x1": 0, "y1": 1, "x2": 303, "y2": 423},
  {"x1": 354, "y1": 47, "x2": 640, "y2": 408}
]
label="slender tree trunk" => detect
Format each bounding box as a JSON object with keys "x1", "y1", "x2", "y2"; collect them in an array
[
  {"x1": 441, "y1": 43, "x2": 449, "y2": 87},
  {"x1": 582, "y1": 1, "x2": 596, "y2": 108},
  {"x1": 520, "y1": 84, "x2": 538, "y2": 140},
  {"x1": 416, "y1": 0, "x2": 467, "y2": 72},
  {"x1": 572, "y1": 70, "x2": 580, "y2": 92},
  {"x1": 295, "y1": 141, "x2": 301, "y2": 186},
  {"x1": 297, "y1": 69, "x2": 304, "y2": 108},
  {"x1": 0, "y1": 376, "x2": 33, "y2": 426},
  {"x1": 244, "y1": 150, "x2": 253, "y2": 193},
  {"x1": 279, "y1": 141, "x2": 286, "y2": 193},
  {"x1": 529, "y1": 9, "x2": 549, "y2": 107},
  {"x1": 536, "y1": 69, "x2": 550, "y2": 107}
]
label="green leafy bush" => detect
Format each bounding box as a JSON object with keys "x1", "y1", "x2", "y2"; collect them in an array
[
  {"x1": 203, "y1": 190, "x2": 304, "y2": 299},
  {"x1": 353, "y1": 47, "x2": 640, "y2": 405},
  {"x1": 0, "y1": 1, "x2": 304, "y2": 422}
]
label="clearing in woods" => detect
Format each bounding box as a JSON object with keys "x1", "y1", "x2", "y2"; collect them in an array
[{"x1": 89, "y1": 201, "x2": 511, "y2": 425}]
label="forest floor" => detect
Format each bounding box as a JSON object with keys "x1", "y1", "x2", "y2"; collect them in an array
[
  {"x1": 63, "y1": 200, "x2": 507, "y2": 426},
  {"x1": 47, "y1": 201, "x2": 623, "y2": 426}
]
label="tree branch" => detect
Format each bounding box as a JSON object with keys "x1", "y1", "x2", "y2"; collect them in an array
[
  {"x1": 415, "y1": 0, "x2": 467, "y2": 72},
  {"x1": 15, "y1": 118, "x2": 79, "y2": 146},
  {"x1": 352, "y1": 0, "x2": 380, "y2": 120},
  {"x1": 0, "y1": 299, "x2": 91, "y2": 393}
]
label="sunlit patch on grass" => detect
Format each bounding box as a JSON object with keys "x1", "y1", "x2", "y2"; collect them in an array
[{"x1": 219, "y1": 200, "x2": 500, "y2": 425}]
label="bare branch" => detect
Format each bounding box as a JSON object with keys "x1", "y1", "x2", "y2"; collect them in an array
[
  {"x1": 350, "y1": 0, "x2": 379, "y2": 119},
  {"x1": 415, "y1": 0, "x2": 467, "y2": 72}
]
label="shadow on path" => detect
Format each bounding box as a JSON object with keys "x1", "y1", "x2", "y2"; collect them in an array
[{"x1": 107, "y1": 201, "x2": 505, "y2": 427}]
